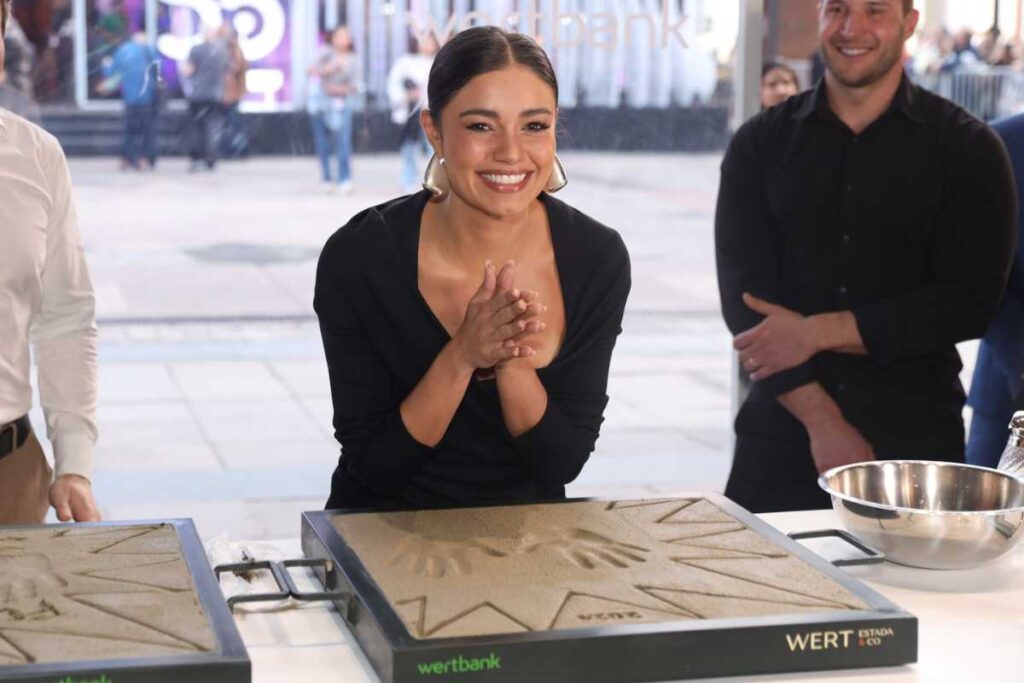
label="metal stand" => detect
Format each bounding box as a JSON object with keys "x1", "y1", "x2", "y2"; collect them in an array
[{"x1": 215, "y1": 558, "x2": 353, "y2": 614}]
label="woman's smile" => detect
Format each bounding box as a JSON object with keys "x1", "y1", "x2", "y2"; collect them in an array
[{"x1": 478, "y1": 170, "x2": 534, "y2": 193}]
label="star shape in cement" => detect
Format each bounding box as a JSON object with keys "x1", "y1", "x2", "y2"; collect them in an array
[
  {"x1": 333, "y1": 498, "x2": 868, "y2": 639},
  {"x1": 0, "y1": 524, "x2": 216, "y2": 666}
]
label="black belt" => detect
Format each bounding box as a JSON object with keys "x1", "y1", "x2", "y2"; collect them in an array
[{"x1": 0, "y1": 415, "x2": 31, "y2": 460}]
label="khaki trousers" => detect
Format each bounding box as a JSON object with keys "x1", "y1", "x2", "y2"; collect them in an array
[{"x1": 0, "y1": 431, "x2": 52, "y2": 524}]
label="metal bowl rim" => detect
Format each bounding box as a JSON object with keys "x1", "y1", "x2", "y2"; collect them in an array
[{"x1": 817, "y1": 460, "x2": 1024, "y2": 517}]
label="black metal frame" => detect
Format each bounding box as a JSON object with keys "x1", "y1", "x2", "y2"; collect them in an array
[
  {"x1": 301, "y1": 494, "x2": 918, "y2": 683},
  {"x1": 0, "y1": 519, "x2": 250, "y2": 683}
]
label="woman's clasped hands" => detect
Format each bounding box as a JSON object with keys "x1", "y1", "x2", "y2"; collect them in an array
[{"x1": 452, "y1": 260, "x2": 546, "y2": 372}]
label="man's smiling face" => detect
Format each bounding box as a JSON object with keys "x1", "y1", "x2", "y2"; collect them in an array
[{"x1": 819, "y1": 0, "x2": 919, "y2": 89}]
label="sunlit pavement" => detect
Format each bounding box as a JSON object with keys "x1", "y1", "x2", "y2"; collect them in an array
[{"x1": 33, "y1": 153, "x2": 974, "y2": 538}]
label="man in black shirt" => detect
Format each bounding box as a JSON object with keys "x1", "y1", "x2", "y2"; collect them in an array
[{"x1": 715, "y1": 0, "x2": 1017, "y2": 512}]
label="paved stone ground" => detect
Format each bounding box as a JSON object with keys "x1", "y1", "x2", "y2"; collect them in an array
[{"x1": 27, "y1": 153, "x2": 977, "y2": 540}]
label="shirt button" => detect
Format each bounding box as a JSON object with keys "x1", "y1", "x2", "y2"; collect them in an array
[
  {"x1": 838, "y1": 285, "x2": 848, "y2": 295},
  {"x1": 842, "y1": 234, "x2": 851, "y2": 244},
  {"x1": 845, "y1": 185, "x2": 854, "y2": 192},
  {"x1": 837, "y1": 382, "x2": 847, "y2": 392}
]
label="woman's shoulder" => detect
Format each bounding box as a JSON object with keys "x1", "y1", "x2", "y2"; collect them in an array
[
  {"x1": 319, "y1": 192, "x2": 425, "y2": 277},
  {"x1": 542, "y1": 194, "x2": 629, "y2": 267}
]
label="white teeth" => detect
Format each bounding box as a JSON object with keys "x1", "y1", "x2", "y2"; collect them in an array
[
  {"x1": 481, "y1": 173, "x2": 527, "y2": 185},
  {"x1": 840, "y1": 48, "x2": 869, "y2": 56}
]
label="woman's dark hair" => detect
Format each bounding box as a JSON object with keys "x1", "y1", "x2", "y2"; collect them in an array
[
  {"x1": 761, "y1": 61, "x2": 798, "y2": 83},
  {"x1": 427, "y1": 26, "x2": 557, "y2": 120}
]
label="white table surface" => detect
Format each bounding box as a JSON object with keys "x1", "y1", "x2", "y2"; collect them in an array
[{"x1": 228, "y1": 509, "x2": 1024, "y2": 682}]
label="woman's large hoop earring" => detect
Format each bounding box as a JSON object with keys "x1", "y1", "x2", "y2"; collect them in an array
[
  {"x1": 546, "y1": 155, "x2": 568, "y2": 193},
  {"x1": 423, "y1": 154, "x2": 450, "y2": 198}
]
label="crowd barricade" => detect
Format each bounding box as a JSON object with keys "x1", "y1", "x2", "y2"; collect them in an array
[{"x1": 917, "y1": 67, "x2": 1024, "y2": 121}]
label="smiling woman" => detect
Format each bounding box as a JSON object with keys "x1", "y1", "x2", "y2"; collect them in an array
[{"x1": 313, "y1": 27, "x2": 631, "y2": 511}]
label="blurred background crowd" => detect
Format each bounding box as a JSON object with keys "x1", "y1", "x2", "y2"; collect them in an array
[{"x1": 1, "y1": 1, "x2": 1022, "y2": 178}]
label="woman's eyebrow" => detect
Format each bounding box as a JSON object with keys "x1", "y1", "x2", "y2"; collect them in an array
[
  {"x1": 459, "y1": 109, "x2": 499, "y2": 118},
  {"x1": 458, "y1": 108, "x2": 554, "y2": 118}
]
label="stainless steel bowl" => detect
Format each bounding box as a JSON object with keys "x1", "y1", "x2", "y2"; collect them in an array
[{"x1": 818, "y1": 461, "x2": 1024, "y2": 570}]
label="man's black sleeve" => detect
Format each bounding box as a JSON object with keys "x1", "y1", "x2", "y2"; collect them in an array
[
  {"x1": 852, "y1": 121, "x2": 1017, "y2": 365},
  {"x1": 715, "y1": 120, "x2": 816, "y2": 397}
]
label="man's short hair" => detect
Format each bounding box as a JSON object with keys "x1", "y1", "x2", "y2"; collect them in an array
[
  {"x1": 903, "y1": 0, "x2": 913, "y2": 13},
  {"x1": 1, "y1": 0, "x2": 10, "y2": 36}
]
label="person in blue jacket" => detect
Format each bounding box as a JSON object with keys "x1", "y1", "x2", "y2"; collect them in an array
[
  {"x1": 967, "y1": 112, "x2": 1024, "y2": 468},
  {"x1": 101, "y1": 31, "x2": 159, "y2": 170}
]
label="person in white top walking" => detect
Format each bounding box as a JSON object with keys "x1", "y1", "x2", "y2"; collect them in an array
[
  {"x1": 0, "y1": 0, "x2": 100, "y2": 524},
  {"x1": 387, "y1": 33, "x2": 437, "y2": 193}
]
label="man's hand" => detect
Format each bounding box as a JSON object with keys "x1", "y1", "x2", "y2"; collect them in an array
[
  {"x1": 734, "y1": 293, "x2": 819, "y2": 380},
  {"x1": 777, "y1": 383, "x2": 875, "y2": 474},
  {"x1": 49, "y1": 475, "x2": 101, "y2": 522},
  {"x1": 806, "y1": 413, "x2": 876, "y2": 474}
]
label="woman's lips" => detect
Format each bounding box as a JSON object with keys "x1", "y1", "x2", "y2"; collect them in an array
[{"x1": 478, "y1": 171, "x2": 534, "y2": 193}]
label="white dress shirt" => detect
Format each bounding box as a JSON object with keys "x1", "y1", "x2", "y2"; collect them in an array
[{"x1": 0, "y1": 107, "x2": 97, "y2": 479}]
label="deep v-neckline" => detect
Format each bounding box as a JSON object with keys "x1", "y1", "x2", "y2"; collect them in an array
[{"x1": 410, "y1": 192, "x2": 569, "y2": 371}]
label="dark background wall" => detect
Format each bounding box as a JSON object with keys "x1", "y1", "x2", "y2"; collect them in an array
[{"x1": 43, "y1": 106, "x2": 731, "y2": 156}]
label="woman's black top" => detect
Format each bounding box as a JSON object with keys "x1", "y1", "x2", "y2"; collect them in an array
[{"x1": 314, "y1": 190, "x2": 630, "y2": 510}]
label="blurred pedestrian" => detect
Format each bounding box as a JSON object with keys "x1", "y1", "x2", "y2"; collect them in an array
[
  {"x1": 1, "y1": 11, "x2": 32, "y2": 95},
  {"x1": 941, "y1": 28, "x2": 981, "y2": 72},
  {"x1": 220, "y1": 23, "x2": 249, "y2": 159},
  {"x1": 101, "y1": 30, "x2": 159, "y2": 170},
  {"x1": 387, "y1": 33, "x2": 436, "y2": 194},
  {"x1": 0, "y1": 22, "x2": 40, "y2": 124},
  {"x1": 307, "y1": 25, "x2": 361, "y2": 192},
  {"x1": 761, "y1": 62, "x2": 800, "y2": 110},
  {"x1": 182, "y1": 25, "x2": 229, "y2": 172}
]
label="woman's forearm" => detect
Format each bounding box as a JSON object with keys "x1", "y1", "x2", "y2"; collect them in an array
[
  {"x1": 494, "y1": 365, "x2": 549, "y2": 437},
  {"x1": 399, "y1": 341, "x2": 475, "y2": 447}
]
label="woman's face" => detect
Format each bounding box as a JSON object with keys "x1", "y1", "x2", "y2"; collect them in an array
[
  {"x1": 424, "y1": 65, "x2": 557, "y2": 219},
  {"x1": 761, "y1": 67, "x2": 799, "y2": 109},
  {"x1": 331, "y1": 26, "x2": 352, "y2": 52}
]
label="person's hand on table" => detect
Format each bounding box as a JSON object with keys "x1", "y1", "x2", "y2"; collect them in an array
[
  {"x1": 49, "y1": 474, "x2": 101, "y2": 522},
  {"x1": 735, "y1": 293, "x2": 818, "y2": 381}
]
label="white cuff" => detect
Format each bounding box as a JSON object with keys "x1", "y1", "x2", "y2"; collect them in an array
[{"x1": 52, "y1": 430, "x2": 95, "y2": 480}]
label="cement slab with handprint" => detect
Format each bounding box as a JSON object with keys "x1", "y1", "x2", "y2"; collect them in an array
[
  {"x1": 0, "y1": 524, "x2": 217, "y2": 666},
  {"x1": 331, "y1": 498, "x2": 869, "y2": 639}
]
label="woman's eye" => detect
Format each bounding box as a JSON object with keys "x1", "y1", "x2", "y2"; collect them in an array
[
  {"x1": 526, "y1": 122, "x2": 551, "y2": 132},
  {"x1": 467, "y1": 122, "x2": 491, "y2": 131}
]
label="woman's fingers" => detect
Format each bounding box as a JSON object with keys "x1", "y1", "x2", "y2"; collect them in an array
[
  {"x1": 509, "y1": 320, "x2": 545, "y2": 342},
  {"x1": 496, "y1": 259, "x2": 516, "y2": 292},
  {"x1": 495, "y1": 318, "x2": 528, "y2": 341},
  {"x1": 469, "y1": 260, "x2": 497, "y2": 304},
  {"x1": 491, "y1": 297, "x2": 529, "y2": 326}
]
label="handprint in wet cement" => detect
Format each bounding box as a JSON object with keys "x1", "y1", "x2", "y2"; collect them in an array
[
  {"x1": 387, "y1": 535, "x2": 507, "y2": 578},
  {"x1": 517, "y1": 527, "x2": 651, "y2": 569},
  {"x1": 0, "y1": 553, "x2": 66, "y2": 621}
]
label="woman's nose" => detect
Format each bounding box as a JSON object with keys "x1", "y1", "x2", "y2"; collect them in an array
[{"x1": 493, "y1": 130, "x2": 524, "y2": 163}]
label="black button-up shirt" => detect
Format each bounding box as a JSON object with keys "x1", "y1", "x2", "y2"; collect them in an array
[{"x1": 715, "y1": 75, "x2": 1017, "y2": 455}]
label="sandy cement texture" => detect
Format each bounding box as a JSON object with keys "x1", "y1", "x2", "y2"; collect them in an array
[
  {"x1": 333, "y1": 498, "x2": 869, "y2": 639},
  {"x1": 0, "y1": 524, "x2": 216, "y2": 666}
]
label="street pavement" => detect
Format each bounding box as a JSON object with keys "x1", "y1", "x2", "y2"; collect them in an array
[{"x1": 30, "y1": 152, "x2": 977, "y2": 540}]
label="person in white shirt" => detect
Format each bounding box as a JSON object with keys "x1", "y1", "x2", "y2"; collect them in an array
[
  {"x1": 0, "y1": 0, "x2": 100, "y2": 524},
  {"x1": 386, "y1": 33, "x2": 437, "y2": 193}
]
